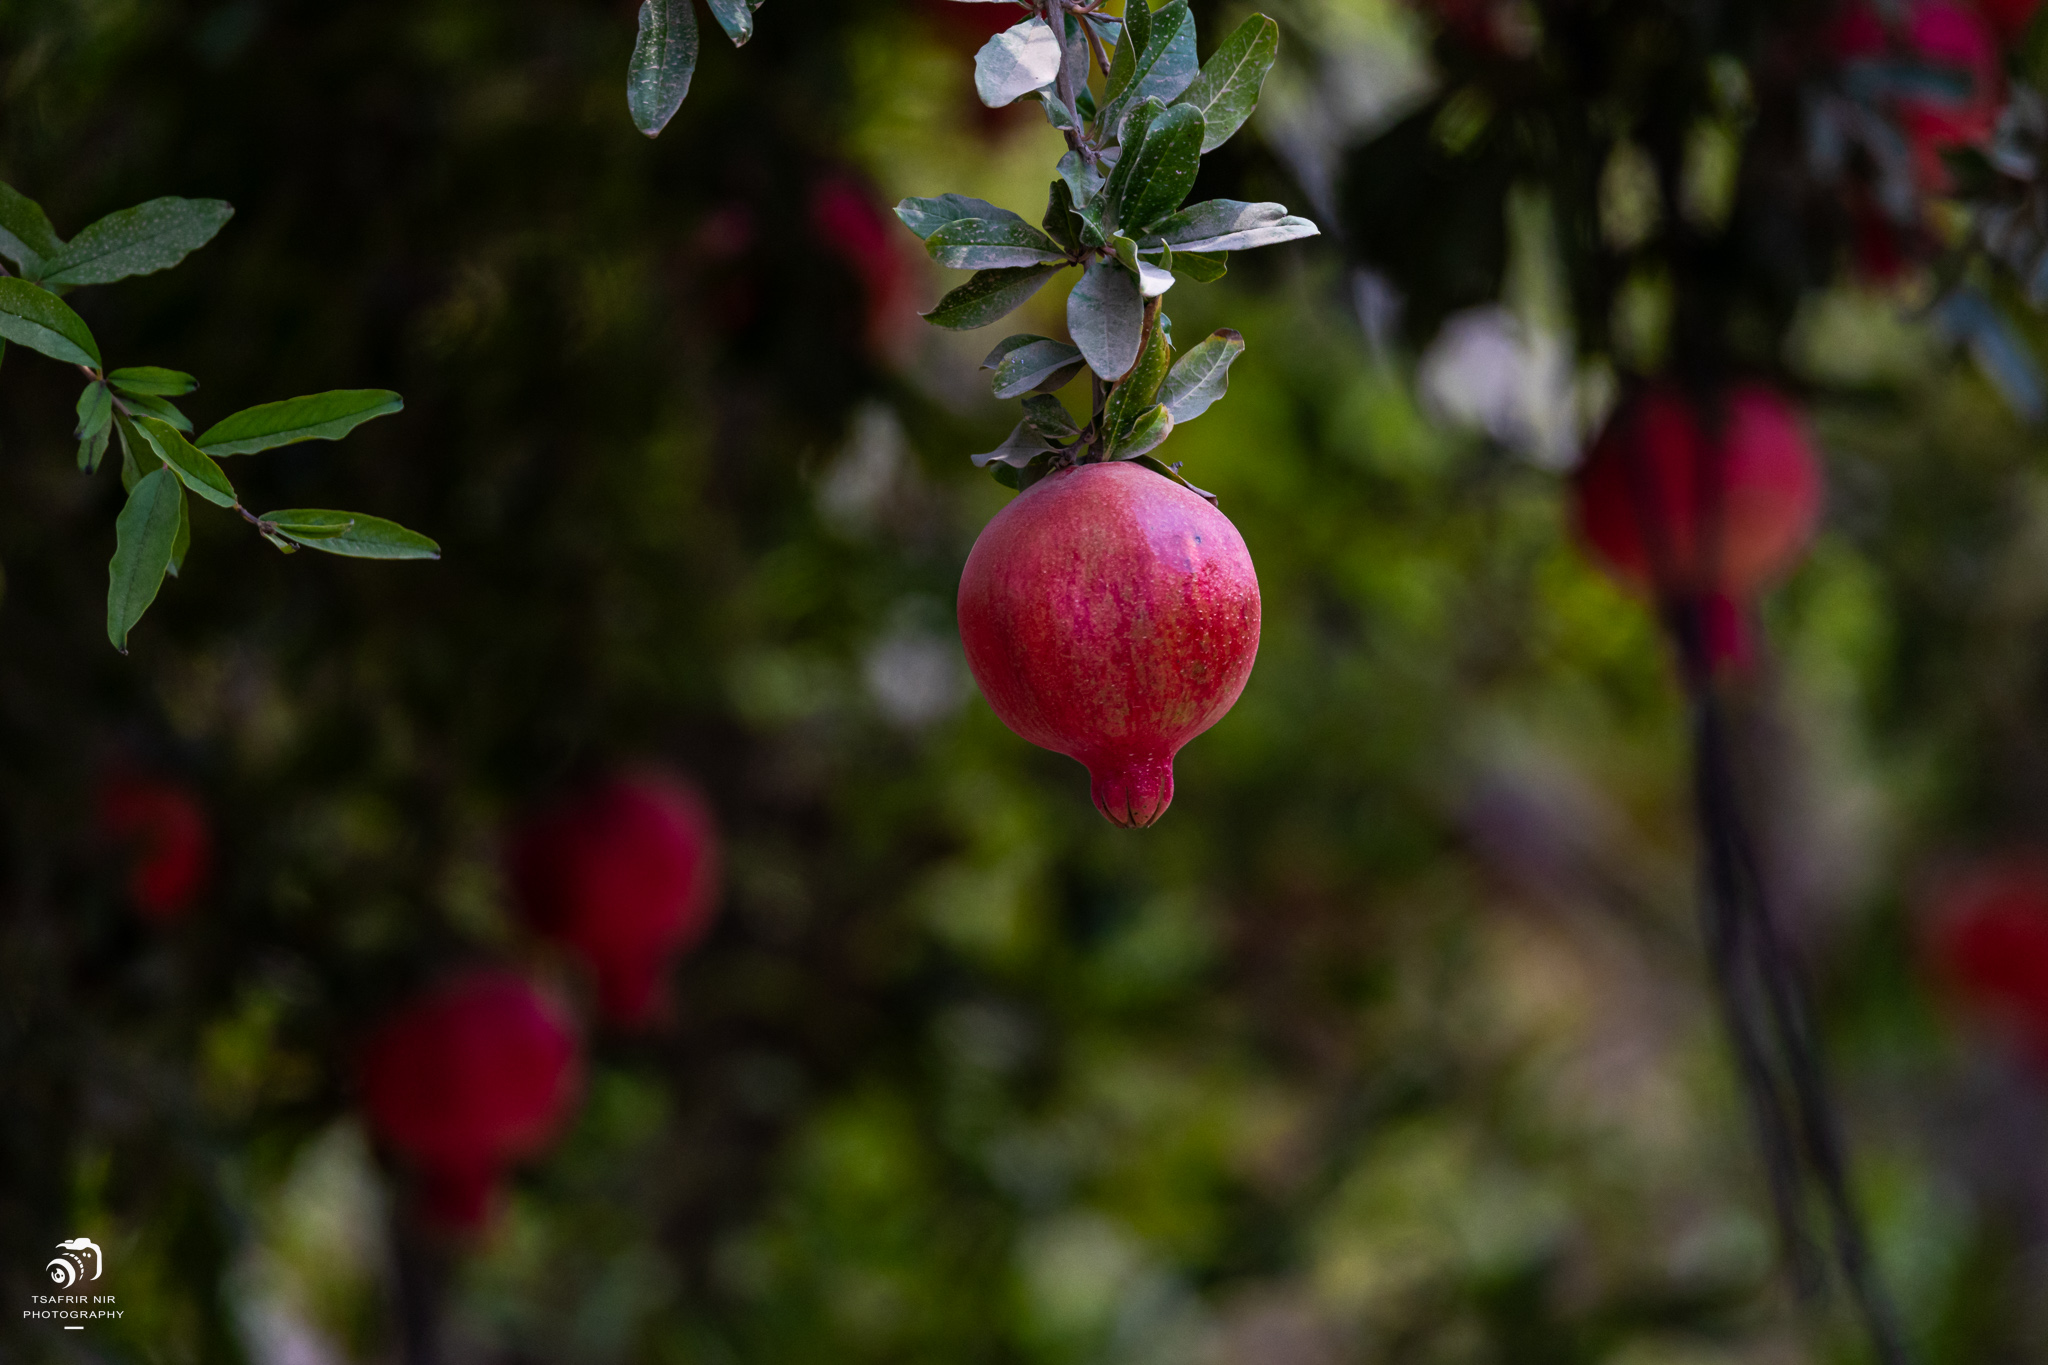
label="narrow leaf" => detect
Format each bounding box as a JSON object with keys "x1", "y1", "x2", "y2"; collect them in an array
[
  {"x1": 1108, "y1": 404, "x2": 1175, "y2": 461},
  {"x1": 628, "y1": 0, "x2": 699, "y2": 137},
  {"x1": 107, "y1": 468, "x2": 183, "y2": 652},
  {"x1": 133, "y1": 415, "x2": 238, "y2": 508},
  {"x1": 0, "y1": 276, "x2": 100, "y2": 367},
  {"x1": 926, "y1": 217, "x2": 1068, "y2": 270},
  {"x1": 76, "y1": 382, "x2": 112, "y2": 441},
  {"x1": 972, "y1": 420, "x2": 1060, "y2": 469},
  {"x1": 1107, "y1": 0, "x2": 1152, "y2": 105},
  {"x1": 39, "y1": 198, "x2": 234, "y2": 288},
  {"x1": 109, "y1": 367, "x2": 198, "y2": 397},
  {"x1": 1104, "y1": 320, "x2": 1173, "y2": 447},
  {"x1": 1067, "y1": 257, "x2": 1145, "y2": 378},
  {"x1": 122, "y1": 392, "x2": 193, "y2": 433},
  {"x1": 1175, "y1": 14, "x2": 1279, "y2": 152},
  {"x1": 167, "y1": 491, "x2": 191, "y2": 578},
  {"x1": 1021, "y1": 394, "x2": 1082, "y2": 442},
  {"x1": 706, "y1": 0, "x2": 754, "y2": 46},
  {"x1": 920, "y1": 265, "x2": 1062, "y2": 330},
  {"x1": 990, "y1": 337, "x2": 1086, "y2": 398},
  {"x1": 0, "y1": 182, "x2": 65, "y2": 278},
  {"x1": 262, "y1": 510, "x2": 442, "y2": 559},
  {"x1": 78, "y1": 421, "x2": 112, "y2": 474},
  {"x1": 1131, "y1": 453, "x2": 1217, "y2": 504},
  {"x1": 1172, "y1": 249, "x2": 1229, "y2": 283},
  {"x1": 1042, "y1": 181, "x2": 1082, "y2": 254},
  {"x1": 896, "y1": 193, "x2": 1023, "y2": 240},
  {"x1": 1150, "y1": 199, "x2": 1320, "y2": 253},
  {"x1": 197, "y1": 389, "x2": 404, "y2": 456},
  {"x1": 975, "y1": 18, "x2": 1064, "y2": 108},
  {"x1": 1157, "y1": 328, "x2": 1244, "y2": 423}
]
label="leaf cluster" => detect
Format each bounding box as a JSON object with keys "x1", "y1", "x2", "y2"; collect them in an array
[
  {"x1": 0, "y1": 184, "x2": 437, "y2": 652},
  {"x1": 896, "y1": 0, "x2": 1318, "y2": 494}
]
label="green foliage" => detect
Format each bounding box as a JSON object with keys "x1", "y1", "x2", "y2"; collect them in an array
[
  {"x1": 0, "y1": 182, "x2": 429, "y2": 650},
  {"x1": 902, "y1": 0, "x2": 1315, "y2": 489},
  {"x1": 626, "y1": 0, "x2": 763, "y2": 135}
]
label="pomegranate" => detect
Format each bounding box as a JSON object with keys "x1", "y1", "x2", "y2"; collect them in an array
[
  {"x1": 1930, "y1": 858, "x2": 2048, "y2": 1064},
  {"x1": 508, "y1": 770, "x2": 721, "y2": 1028},
  {"x1": 1573, "y1": 382, "x2": 1823, "y2": 603},
  {"x1": 359, "y1": 969, "x2": 582, "y2": 1229},
  {"x1": 957, "y1": 461, "x2": 1261, "y2": 827},
  {"x1": 1833, "y1": 0, "x2": 2002, "y2": 189},
  {"x1": 97, "y1": 773, "x2": 213, "y2": 924}
]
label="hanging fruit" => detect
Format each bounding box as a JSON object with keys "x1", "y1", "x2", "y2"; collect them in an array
[
  {"x1": 1574, "y1": 382, "x2": 1824, "y2": 605},
  {"x1": 957, "y1": 462, "x2": 1261, "y2": 828},
  {"x1": 508, "y1": 770, "x2": 721, "y2": 1027},
  {"x1": 358, "y1": 969, "x2": 582, "y2": 1229},
  {"x1": 97, "y1": 773, "x2": 214, "y2": 924},
  {"x1": 1930, "y1": 857, "x2": 2048, "y2": 1066}
]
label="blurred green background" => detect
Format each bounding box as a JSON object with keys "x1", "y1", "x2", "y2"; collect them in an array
[{"x1": 3, "y1": 0, "x2": 2047, "y2": 1360}]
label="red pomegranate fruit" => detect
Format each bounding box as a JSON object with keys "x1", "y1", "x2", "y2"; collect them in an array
[
  {"x1": 97, "y1": 773, "x2": 213, "y2": 924},
  {"x1": 359, "y1": 969, "x2": 582, "y2": 1229},
  {"x1": 1574, "y1": 382, "x2": 1823, "y2": 603},
  {"x1": 957, "y1": 461, "x2": 1262, "y2": 828},
  {"x1": 508, "y1": 770, "x2": 721, "y2": 1028},
  {"x1": 1930, "y1": 858, "x2": 2048, "y2": 1064}
]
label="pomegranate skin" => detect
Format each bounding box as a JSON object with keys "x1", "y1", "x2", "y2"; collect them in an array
[
  {"x1": 97, "y1": 774, "x2": 213, "y2": 924},
  {"x1": 1931, "y1": 859, "x2": 2048, "y2": 1057},
  {"x1": 957, "y1": 461, "x2": 1262, "y2": 827},
  {"x1": 509, "y1": 770, "x2": 721, "y2": 1028},
  {"x1": 359, "y1": 969, "x2": 582, "y2": 1230},
  {"x1": 1574, "y1": 383, "x2": 1823, "y2": 601}
]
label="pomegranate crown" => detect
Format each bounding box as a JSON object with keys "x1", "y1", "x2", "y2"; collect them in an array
[{"x1": 895, "y1": 1, "x2": 1319, "y2": 501}]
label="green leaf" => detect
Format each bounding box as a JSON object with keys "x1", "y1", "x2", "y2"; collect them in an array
[
  {"x1": 1103, "y1": 320, "x2": 1173, "y2": 447},
  {"x1": 976, "y1": 17, "x2": 1064, "y2": 108},
  {"x1": 920, "y1": 265, "x2": 1062, "y2": 330},
  {"x1": 628, "y1": 0, "x2": 699, "y2": 137},
  {"x1": 984, "y1": 336, "x2": 1086, "y2": 398},
  {"x1": 1042, "y1": 182, "x2": 1082, "y2": 254},
  {"x1": 1157, "y1": 327, "x2": 1244, "y2": 423},
  {"x1": 121, "y1": 391, "x2": 193, "y2": 433},
  {"x1": 76, "y1": 382, "x2": 113, "y2": 441},
  {"x1": 196, "y1": 389, "x2": 404, "y2": 456},
  {"x1": 705, "y1": 0, "x2": 754, "y2": 46},
  {"x1": 107, "y1": 467, "x2": 183, "y2": 652},
  {"x1": 896, "y1": 194, "x2": 1023, "y2": 240},
  {"x1": 1109, "y1": 103, "x2": 1206, "y2": 234},
  {"x1": 1101, "y1": 1, "x2": 1198, "y2": 136},
  {"x1": 1020, "y1": 394, "x2": 1082, "y2": 442},
  {"x1": 1100, "y1": 99, "x2": 1165, "y2": 224},
  {"x1": 1131, "y1": 452, "x2": 1216, "y2": 504},
  {"x1": 1175, "y1": 14, "x2": 1279, "y2": 152},
  {"x1": 1107, "y1": 404, "x2": 1174, "y2": 461},
  {"x1": 1172, "y1": 249, "x2": 1229, "y2": 283},
  {"x1": 109, "y1": 366, "x2": 198, "y2": 397},
  {"x1": 926, "y1": 216, "x2": 1068, "y2": 270},
  {"x1": 0, "y1": 276, "x2": 100, "y2": 367},
  {"x1": 1067, "y1": 257, "x2": 1145, "y2": 377},
  {"x1": 1106, "y1": 0, "x2": 1152, "y2": 105},
  {"x1": 39, "y1": 198, "x2": 234, "y2": 288},
  {"x1": 78, "y1": 420, "x2": 112, "y2": 474},
  {"x1": 0, "y1": 182, "x2": 65, "y2": 278},
  {"x1": 260, "y1": 510, "x2": 442, "y2": 559},
  {"x1": 1149, "y1": 199, "x2": 1320, "y2": 253},
  {"x1": 113, "y1": 413, "x2": 146, "y2": 491},
  {"x1": 1058, "y1": 150, "x2": 1110, "y2": 206},
  {"x1": 972, "y1": 420, "x2": 1061, "y2": 469},
  {"x1": 132, "y1": 415, "x2": 238, "y2": 508},
  {"x1": 167, "y1": 490, "x2": 191, "y2": 578}
]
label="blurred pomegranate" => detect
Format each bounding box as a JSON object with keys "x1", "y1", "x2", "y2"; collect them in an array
[
  {"x1": 957, "y1": 462, "x2": 1262, "y2": 828},
  {"x1": 97, "y1": 773, "x2": 213, "y2": 924},
  {"x1": 1574, "y1": 382, "x2": 1823, "y2": 604},
  {"x1": 1931, "y1": 858, "x2": 2048, "y2": 1064},
  {"x1": 359, "y1": 969, "x2": 582, "y2": 1229},
  {"x1": 920, "y1": 0, "x2": 1025, "y2": 46},
  {"x1": 509, "y1": 769, "x2": 721, "y2": 1028}
]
